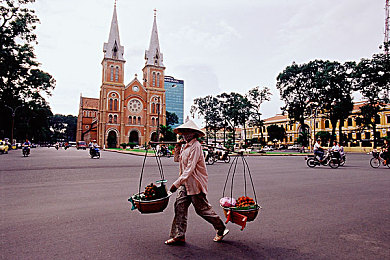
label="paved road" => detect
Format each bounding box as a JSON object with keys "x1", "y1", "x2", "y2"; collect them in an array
[{"x1": 1, "y1": 148, "x2": 389, "y2": 259}]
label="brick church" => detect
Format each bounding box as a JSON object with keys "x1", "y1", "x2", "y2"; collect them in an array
[{"x1": 76, "y1": 5, "x2": 166, "y2": 148}]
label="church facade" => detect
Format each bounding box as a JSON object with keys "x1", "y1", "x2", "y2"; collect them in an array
[{"x1": 76, "y1": 6, "x2": 166, "y2": 148}]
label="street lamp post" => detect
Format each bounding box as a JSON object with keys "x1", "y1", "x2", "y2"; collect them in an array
[{"x1": 5, "y1": 105, "x2": 21, "y2": 144}]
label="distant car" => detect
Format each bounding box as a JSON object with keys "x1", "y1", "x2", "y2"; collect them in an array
[
  {"x1": 288, "y1": 144, "x2": 302, "y2": 151},
  {"x1": 76, "y1": 141, "x2": 87, "y2": 150},
  {"x1": 262, "y1": 146, "x2": 274, "y2": 151},
  {"x1": 0, "y1": 140, "x2": 9, "y2": 154},
  {"x1": 68, "y1": 141, "x2": 76, "y2": 147}
]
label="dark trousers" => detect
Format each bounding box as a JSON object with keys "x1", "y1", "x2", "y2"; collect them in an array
[{"x1": 170, "y1": 186, "x2": 226, "y2": 239}]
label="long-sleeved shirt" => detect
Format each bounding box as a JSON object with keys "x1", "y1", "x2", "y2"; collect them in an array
[{"x1": 173, "y1": 138, "x2": 208, "y2": 195}]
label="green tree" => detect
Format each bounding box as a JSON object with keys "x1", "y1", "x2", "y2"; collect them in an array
[
  {"x1": 276, "y1": 61, "x2": 319, "y2": 146},
  {"x1": 159, "y1": 125, "x2": 176, "y2": 141},
  {"x1": 166, "y1": 111, "x2": 179, "y2": 127},
  {"x1": 316, "y1": 61, "x2": 355, "y2": 145},
  {"x1": 0, "y1": 0, "x2": 55, "y2": 141},
  {"x1": 191, "y1": 95, "x2": 221, "y2": 144},
  {"x1": 315, "y1": 131, "x2": 331, "y2": 146},
  {"x1": 217, "y1": 92, "x2": 246, "y2": 149},
  {"x1": 354, "y1": 53, "x2": 390, "y2": 147},
  {"x1": 266, "y1": 124, "x2": 286, "y2": 144},
  {"x1": 49, "y1": 114, "x2": 77, "y2": 142},
  {"x1": 247, "y1": 86, "x2": 272, "y2": 144}
]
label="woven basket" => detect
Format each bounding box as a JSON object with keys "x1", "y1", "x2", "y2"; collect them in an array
[
  {"x1": 222, "y1": 205, "x2": 261, "y2": 222},
  {"x1": 132, "y1": 192, "x2": 172, "y2": 214}
]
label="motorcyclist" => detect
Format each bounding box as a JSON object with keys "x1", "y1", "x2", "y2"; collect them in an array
[
  {"x1": 90, "y1": 140, "x2": 99, "y2": 156},
  {"x1": 23, "y1": 139, "x2": 31, "y2": 147},
  {"x1": 313, "y1": 139, "x2": 324, "y2": 162},
  {"x1": 22, "y1": 139, "x2": 31, "y2": 155},
  {"x1": 216, "y1": 143, "x2": 224, "y2": 160}
]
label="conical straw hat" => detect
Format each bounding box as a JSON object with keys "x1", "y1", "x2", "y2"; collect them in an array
[{"x1": 173, "y1": 120, "x2": 205, "y2": 137}]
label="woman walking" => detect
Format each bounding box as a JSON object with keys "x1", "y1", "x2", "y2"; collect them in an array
[{"x1": 165, "y1": 120, "x2": 229, "y2": 245}]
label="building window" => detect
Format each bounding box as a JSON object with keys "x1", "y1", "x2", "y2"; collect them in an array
[
  {"x1": 109, "y1": 99, "x2": 113, "y2": 110},
  {"x1": 138, "y1": 117, "x2": 141, "y2": 125},
  {"x1": 375, "y1": 115, "x2": 380, "y2": 124},
  {"x1": 115, "y1": 67, "x2": 119, "y2": 82},
  {"x1": 289, "y1": 136, "x2": 292, "y2": 142},
  {"x1": 108, "y1": 115, "x2": 113, "y2": 123},
  {"x1": 387, "y1": 115, "x2": 390, "y2": 124},
  {"x1": 315, "y1": 122, "x2": 318, "y2": 128},
  {"x1": 85, "y1": 125, "x2": 89, "y2": 129},
  {"x1": 152, "y1": 118, "x2": 155, "y2": 126},
  {"x1": 325, "y1": 120, "x2": 330, "y2": 128},
  {"x1": 110, "y1": 67, "x2": 114, "y2": 81},
  {"x1": 113, "y1": 115, "x2": 117, "y2": 124},
  {"x1": 152, "y1": 103, "x2": 155, "y2": 113},
  {"x1": 356, "y1": 132, "x2": 361, "y2": 140},
  {"x1": 157, "y1": 73, "x2": 160, "y2": 87},
  {"x1": 133, "y1": 116, "x2": 137, "y2": 125},
  {"x1": 128, "y1": 116, "x2": 132, "y2": 124},
  {"x1": 114, "y1": 99, "x2": 118, "y2": 110},
  {"x1": 348, "y1": 133, "x2": 352, "y2": 140},
  {"x1": 348, "y1": 118, "x2": 352, "y2": 127},
  {"x1": 365, "y1": 132, "x2": 370, "y2": 140},
  {"x1": 152, "y1": 72, "x2": 156, "y2": 86}
]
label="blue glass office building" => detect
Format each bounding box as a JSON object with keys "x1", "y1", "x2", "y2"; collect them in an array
[{"x1": 164, "y1": 76, "x2": 184, "y2": 129}]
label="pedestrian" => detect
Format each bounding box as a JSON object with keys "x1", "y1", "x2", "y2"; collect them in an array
[{"x1": 165, "y1": 120, "x2": 229, "y2": 245}]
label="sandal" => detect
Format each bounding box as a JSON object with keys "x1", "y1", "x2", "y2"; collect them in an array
[
  {"x1": 213, "y1": 228, "x2": 229, "y2": 242},
  {"x1": 164, "y1": 237, "x2": 186, "y2": 245}
]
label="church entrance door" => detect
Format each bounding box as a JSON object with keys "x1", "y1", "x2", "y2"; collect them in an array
[
  {"x1": 129, "y1": 130, "x2": 139, "y2": 144},
  {"x1": 107, "y1": 130, "x2": 117, "y2": 148}
]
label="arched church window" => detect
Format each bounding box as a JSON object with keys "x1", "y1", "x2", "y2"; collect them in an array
[
  {"x1": 157, "y1": 73, "x2": 160, "y2": 87},
  {"x1": 114, "y1": 115, "x2": 117, "y2": 124},
  {"x1": 325, "y1": 120, "x2": 330, "y2": 128},
  {"x1": 152, "y1": 118, "x2": 155, "y2": 126},
  {"x1": 115, "y1": 67, "x2": 119, "y2": 82},
  {"x1": 156, "y1": 103, "x2": 160, "y2": 113},
  {"x1": 110, "y1": 66, "x2": 114, "y2": 81},
  {"x1": 108, "y1": 115, "x2": 113, "y2": 123},
  {"x1": 138, "y1": 117, "x2": 141, "y2": 125},
  {"x1": 133, "y1": 116, "x2": 137, "y2": 124},
  {"x1": 128, "y1": 116, "x2": 132, "y2": 124},
  {"x1": 114, "y1": 99, "x2": 118, "y2": 110},
  {"x1": 109, "y1": 99, "x2": 113, "y2": 110},
  {"x1": 152, "y1": 72, "x2": 156, "y2": 87},
  {"x1": 152, "y1": 103, "x2": 155, "y2": 114}
]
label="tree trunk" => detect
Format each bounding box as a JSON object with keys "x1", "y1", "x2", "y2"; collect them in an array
[
  {"x1": 373, "y1": 122, "x2": 377, "y2": 148},
  {"x1": 338, "y1": 119, "x2": 344, "y2": 144}
]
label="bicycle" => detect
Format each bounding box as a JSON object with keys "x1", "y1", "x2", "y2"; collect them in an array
[{"x1": 370, "y1": 150, "x2": 389, "y2": 168}]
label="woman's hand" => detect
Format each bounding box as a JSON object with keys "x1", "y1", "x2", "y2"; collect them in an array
[{"x1": 170, "y1": 185, "x2": 177, "y2": 193}]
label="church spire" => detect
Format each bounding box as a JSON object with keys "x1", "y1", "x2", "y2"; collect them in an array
[
  {"x1": 103, "y1": 3, "x2": 124, "y2": 60},
  {"x1": 145, "y1": 9, "x2": 164, "y2": 67}
]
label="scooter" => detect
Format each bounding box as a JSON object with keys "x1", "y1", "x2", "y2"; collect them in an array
[
  {"x1": 90, "y1": 146, "x2": 100, "y2": 159},
  {"x1": 305, "y1": 149, "x2": 340, "y2": 168},
  {"x1": 22, "y1": 146, "x2": 30, "y2": 157}
]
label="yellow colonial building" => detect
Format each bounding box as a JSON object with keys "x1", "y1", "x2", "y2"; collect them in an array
[{"x1": 246, "y1": 101, "x2": 390, "y2": 152}]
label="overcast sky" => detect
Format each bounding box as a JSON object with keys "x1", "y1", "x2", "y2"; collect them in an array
[{"x1": 33, "y1": 0, "x2": 385, "y2": 124}]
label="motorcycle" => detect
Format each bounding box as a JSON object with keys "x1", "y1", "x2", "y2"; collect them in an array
[
  {"x1": 204, "y1": 148, "x2": 215, "y2": 165},
  {"x1": 370, "y1": 150, "x2": 389, "y2": 168},
  {"x1": 306, "y1": 149, "x2": 340, "y2": 168},
  {"x1": 22, "y1": 146, "x2": 30, "y2": 157},
  {"x1": 204, "y1": 148, "x2": 230, "y2": 165},
  {"x1": 157, "y1": 147, "x2": 172, "y2": 158},
  {"x1": 90, "y1": 146, "x2": 100, "y2": 159}
]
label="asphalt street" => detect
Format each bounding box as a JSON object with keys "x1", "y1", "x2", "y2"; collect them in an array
[{"x1": 1, "y1": 147, "x2": 389, "y2": 260}]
